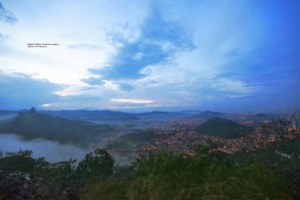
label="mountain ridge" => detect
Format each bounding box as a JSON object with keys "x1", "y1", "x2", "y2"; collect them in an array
[{"x1": 0, "y1": 108, "x2": 115, "y2": 147}]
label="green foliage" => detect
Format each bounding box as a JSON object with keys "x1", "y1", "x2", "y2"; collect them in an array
[
  {"x1": 0, "y1": 173, "x2": 28, "y2": 200},
  {"x1": 261, "y1": 122, "x2": 276, "y2": 135},
  {"x1": 76, "y1": 148, "x2": 115, "y2": 183},
  {"x1": 0, "y1": 149, "x2": 35, "y2": 173},
  {"x1": 81, "y1": 180, "x2": 130, "y2": 200},
  {"x1": 196, "y1": 117, "x2": 255, "y2": 138},
  {"x1": 127, "y1": 150, "x2": 288, "y2": 200},
  {"x1": 0, "y1": 147, "x2": 293, "y2": 199},
  {"x1": 253, "y1": 137, "x2": 300, "y2": 199},
  {"x1": 120, "y1": 130, "x2": 157, "y2": 142},
  {"x1": 106, "y1": 130, "x2": 161, "y2": 155},
  {"x1": 106, "y1": 138, "x2": 129, "y2": 149},
  {"x1": 0, "y1": 148, "x2": 115, "y2": 199}
]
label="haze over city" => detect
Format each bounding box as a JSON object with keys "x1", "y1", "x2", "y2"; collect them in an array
[{"x1": 1, "y1": 0, "x2": 299, "y2": 113}]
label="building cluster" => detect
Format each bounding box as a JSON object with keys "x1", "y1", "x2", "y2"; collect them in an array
[
  {"x1": 102, "y1": 117, "x2": 300, "y2": 159},
  {"x1": 137, "y1": 118, "x2": 300, "y2": 157}
]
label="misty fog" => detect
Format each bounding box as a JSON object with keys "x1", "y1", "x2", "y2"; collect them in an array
[
  {"x1": 0, "y1": 133, "x2": 88, "y2": 162},
  {"x1": 0, "y1": 133, "x2": 133, "y2": 165}
]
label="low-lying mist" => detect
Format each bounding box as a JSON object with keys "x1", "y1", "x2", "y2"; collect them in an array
[
  {"x1": 0, "y1": 133, "x2": 133, "y2": 165},
  {"x1": 0, "y1": 133, "x2": 88, "y2": 162}
]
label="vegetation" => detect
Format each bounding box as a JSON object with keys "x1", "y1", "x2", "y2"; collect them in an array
[
  {"x1": 0, "y1": 148, "x2": 115, "y2": 199},
  {"x1": 127, "y1": 149, "x2": 288, "y2": 200},
  {"x1": 1, "y1": 143, "x2": 296, "y2": 200},
  {"x1": 120, "y1": 130, "x2": 158, "y2": 142},
  {"x1": 106, "y1": 130, "x2": 168, "y2": 155},
  {"x1": 190, "y1": 111, "x2": 228, "y2": 120}
]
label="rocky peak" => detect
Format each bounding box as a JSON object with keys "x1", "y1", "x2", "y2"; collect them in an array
[{"x1": 29, "y1": 107, "x2": 37, "y2": 113}]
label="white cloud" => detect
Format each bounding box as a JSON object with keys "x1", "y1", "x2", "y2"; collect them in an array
[
  {"x1": 102, "y1": 80, "x2": 119, "y2": 90},
  {"x1": 40, "y1": 103, "x2": 52, "y2": 107},
  {"x1": 0, "y1": 0, "x2": 149, "y2": 85},
  {"x1": 211, "y1": 78, "x2": 255, "y2": 94},
  {"x1": 110, "y1": 98, "x2": 154, "y2": 104}
]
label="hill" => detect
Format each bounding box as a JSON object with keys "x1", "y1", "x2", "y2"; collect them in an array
[
  {"x1": 247, "y1": 113, "x2": 275, "y2": 125},
  {"x1": 0, "y1": 108, "x2": 115, "y2": 147},
  {"x1": 196, "y1": 117, "x2": 255, "y2": 138},
  {"x1": 190, "y1": 111, "x2": 232, "y2": 120},
  {"x1": 137, "y1": 111, "x2": 186, "y2": 119},
  {"x1": 40, "y1": 109, "x2": 138, "y2": 121}
]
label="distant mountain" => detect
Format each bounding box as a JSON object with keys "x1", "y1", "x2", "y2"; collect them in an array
[
  {"x1": 0, "y1": 108, "x2": 115, "y2": 147},
  {"x1": 137, "y1": 111, "x2": 187, "y2": 123},
  {"x1": 0, "y1": 110, "x2": 18, "y2": 123},
  {"x1": 39, "y1": 110, "x2": 188, "y2": 122},
  {"x1": 40, "y1": 110, "x2": 138, "y2": 121},
  {"x1": 190, "y1": 111, "x2": 230, "y2": 120},
  {"x1": 247, "y1": 114, "x2": 274, "y2": 121},
  {"x1": 138, "y1": 111, "x2": 185, "y2": 117},
  {"x1": 196, "y1": 117, "x2": 255, "y2": 138},
  {"x1": 138, "y1": 111, "x2": 170, "y2": 115}
]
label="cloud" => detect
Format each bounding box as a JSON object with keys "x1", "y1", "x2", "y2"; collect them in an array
[
  {"x1": 102, "y1": 80, "x2": 119, "y2": 90},
  {"x1": 110, "y1": 98, "x2": 154, "y2": 104},
  {"x1": 81, "y1": 77, "x2": 102, "y2": 86},
  {"x1": 0, "y1": 2, "x2": 18, "y2": 24},
  {"x1": 86, "y1": 5, "x2": 195, "y2": 82},
  {"x1": 75, "y1": 79, "x2": 133, "y2": 92},
  {"x1": 81, "y1": 0, "x2": 300, "y2": 112},
  {"x1": 0, "y1": 33, "x2": 4, "y2": 44},
  {"x1": 119, "y1": 83, "x2": 134, "y2": 91},
  {"x1": 211, "y1": 78, "x2": 255, "y2": 94},
  {"x1": 0, "y1": 72, "x2": 62, "y2": 110}
]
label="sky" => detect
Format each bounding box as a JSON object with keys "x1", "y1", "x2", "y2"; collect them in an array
[{"x1": 0, "y1": 0, "x2": 299, "y2": 113}]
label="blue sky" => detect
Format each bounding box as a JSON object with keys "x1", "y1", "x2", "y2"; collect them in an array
[{"x1": 0, "y1": 0, "x2": 299, "y2": 113}]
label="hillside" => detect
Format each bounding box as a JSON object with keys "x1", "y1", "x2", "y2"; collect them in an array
[
  {"x1": 190, "y1": 111, "x2": 232, "y2": 120},
  {"x1": 246, "y1": 113, "x2": 275, "y2": 125},
  {"x1": 40, "y1": 109, "x2": 138, "y2": 121},
  {"x1": 0, "y1": 108, "x2": 115, "y2": 146},
  {"x1": 41, "y1": 110, "x2": 187, "y2": 123},
  {"x1": 196, "y1": 117, "x2": 255, "y2": 138}
]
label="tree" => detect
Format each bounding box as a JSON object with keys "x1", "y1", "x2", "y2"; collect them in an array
[
  {"x1": 127, "y1": 148, "x2": 288, "y2": 200},
  {"x1": 0, "y1": 149, "x2": 35, "y2": 173},
  {"x1": 290, "y1": 106, "x2": 300, "y2": 135},
  {"x1": 261, "y1": 106, "x2": 300, "y2": 139},
  {"x1": 76, "y1": 148, "x2": 114, "y2": 183}
]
